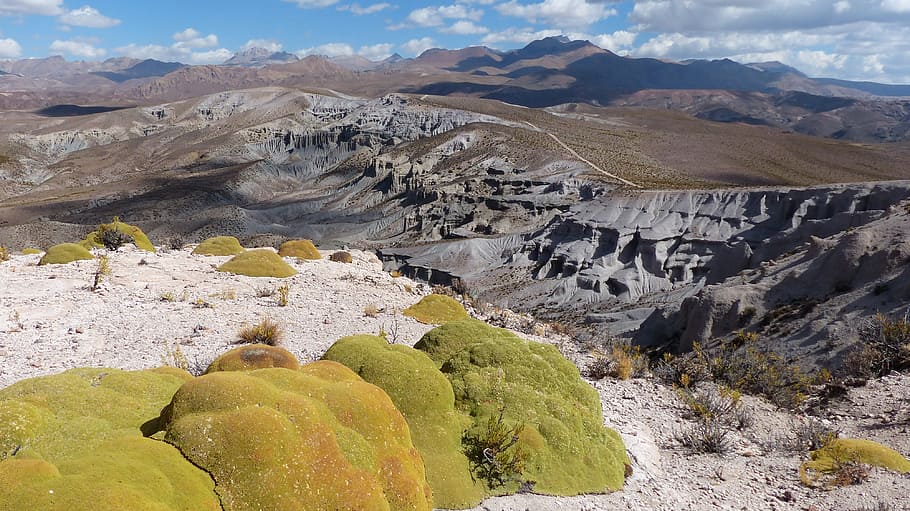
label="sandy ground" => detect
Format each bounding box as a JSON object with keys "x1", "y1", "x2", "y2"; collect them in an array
[{"x1": 1, "y1": 246, "x2": 908, "y2": 511}]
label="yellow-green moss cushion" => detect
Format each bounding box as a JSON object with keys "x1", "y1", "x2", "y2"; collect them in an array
[
  {"x1": 415, "y1": 319, "x2": 630, "y2": 495},
  {"x1": 403, "y1": 295, "x2": 469, "y2": 325},
  {"x1": 38, "y1": 243, "x2": 94, "y2": 265},
  {"x1": 192, "y1": 236, "x2": 244, "y2": 256},
  {"x1": 80, "y1": 219, "x2": 155, "y2": 252},
  {"x1": 163, "y1": 362, "x2": 433, "y2": 511},
  {"x1": 0, "y1": 368, "x2": 219, "y2": 510},
  {"x1": 324, "y1": 335, "x2": 484, "y2": 509},
  {"x1": 801, "y1": 438, "x2": 910, "y2": 486},
  {"x1": 278, "y1": 239, "x2": 321, "y2": 260},
  {"x1": 216, "y1": 249, "x2": 296, "y2": 278},
  {"x1": 204, "y1": 344, "x2": 300, "y2": 374}
]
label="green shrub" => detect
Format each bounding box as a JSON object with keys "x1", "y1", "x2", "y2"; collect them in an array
[
  {"x1": 278, "y1": 239, "x2": 321, "y2": 260},
  {"x1": 217, "y1": 249, "x2": 296, "y2": 278},
  {"x1": 0, "y1": 368, "x2": 219, "y2": 510},
  {"x1": 403, "y1": 294, "x2": 470, "y2": 325},
  {"x1": 329, "y1": 250, "x2": 353, "y2": 263},
  {"x1": 80, "y1": 217, "x2": 155, "y2": 252},
  {"x1": 20, "y1": 248, "x2": 42, "y2": 255},
  {"x1": 801, "y1": 438, "x2": 910, "y2": 487},
  {"x1": 415, "y1": 319, "x2": 629, "y2": 496},
  {"x1": 163, "y1": 362, "x2": 433, "y2": 511},
  {"x1": 462, "y1": 409, "x2": 527, "y2": 490},
  {"x1": 192, "y1": 236, "x2": 244, "y2": 256},
  {"x1": 206, "y1": 344, "x2": 299, "y2": 374},
  {"x1": 38, "y1": 243, "x2": 94, "y2": 266},
  {"x1": 323, "y1": 335, "x2": 484, "y2": 509}
]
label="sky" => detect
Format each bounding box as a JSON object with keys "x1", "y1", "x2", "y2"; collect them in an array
[{"x1": 1, "y1": 0, "x2": 909, "y2": 83}]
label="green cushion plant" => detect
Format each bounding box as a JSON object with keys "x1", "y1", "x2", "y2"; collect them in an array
[
  {"x1": 21, "y1": 248, "x2": 42, "y2": 255},
  {"x1": 415, "y1": 319, "x2": 630, "y2": 496},
  {"x1": 402, "y1": 295, "x2": 469, "y2": 325},
  {"x1": 323, "y1": 335, "x2": 484, "y2": 509},
  {"x1": 278, "y1": 239, "x2": 321, "y2": 260},
  {"x1": 0, "y1": 367, "x2": 219, "y2": 510},
  {"x1": 800, "y1": 438, "x2": 910, "y2": 487},
  {"x1": 38, "y1": 243, "x2": 94, "y2": 266},
  {"x1": 163, "y1": 361, "x2": 433, "y2": 511},
  {"x1": 192, "y1": 236, "x2": 244, "y2": 256},
  {"x1": 216, "y1": 249, "x2": 296, "y2": 278},
  {"x1": 204, "y1": 344, "x2": 300, "y2": 373},
  {"x1": 80, "y1": 218, "x2": 155, "y2": 252}
]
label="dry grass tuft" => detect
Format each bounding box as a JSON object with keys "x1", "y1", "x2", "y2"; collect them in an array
[{"x1": 237, "y1": 318, "x2": 284, "y2": 346}]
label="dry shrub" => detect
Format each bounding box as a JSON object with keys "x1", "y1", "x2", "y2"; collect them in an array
[
  {"x1": 843, "y1": 313, "x2": 910, "y2": 379},
  {"x1": 237, "y1": 318, "x2": 284, "y2": 346},
  {"x1": 586, "y1": 341, "x2": 648, "y2": 380},
  {"x1": 276, "y1": 283, "x2": 290, "y2": 307},
  {"x1": 679, "y1": 386, "x2": 752, "y2": 431},
  {"x1": 675, "y1": 420, "x2": 732, "y2": 454},
  {"x1": 655, "y1": 333, "x2": 815, "y2": 409},
  {"x1": 364, "y1": 304, "x2": 380, "y2": 318},
  {"x1": 0, "y1": 246, "x2": 9, "y2": 263}
]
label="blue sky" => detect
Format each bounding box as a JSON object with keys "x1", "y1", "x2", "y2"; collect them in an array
[{"x1": 1, "y1": 0, "x2": 910, "y2": 83}]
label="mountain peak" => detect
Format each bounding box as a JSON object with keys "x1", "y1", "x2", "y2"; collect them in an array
[{"x1": 225, "y1": 47, "x2": 299, "y2": 67}]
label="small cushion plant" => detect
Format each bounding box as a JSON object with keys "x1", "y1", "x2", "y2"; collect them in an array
[
  {"x1": 21, "y1": 248, "x2": 42, "y2": 255},
  {"x1": 278, "y1": 239, "x2": 321, "y2": 260},
  {"x1": 192, "y1": 236, "x2": 244, "y2": 256},
  {"x1": 80, "y1": 218, "x2": 155, "y2": 252},
  {"x1": 800, "y1": 438, "x2": 910, "y2": 487},
  {"x1": 217, "y1": 249, "x2": 296, "y2": 278},
  {"x1": 323, "y1": 335, "x2": 485, "y2": 509},
  {"x1": 329, "y1": 251, "x2": 353, "y2": 263},
  {"x1": 204, "y1": 344, "x2": 300, "y2": 373},
  {"x1": 0, "y1": 367, "x2": 220, "y2": 510},
  {"x1": 402, "y1": 294, "x2": 470, "y2": 325},
  {"x1": 163, "y1": 361, "x2": 434, "y2": 511},
  {"x1": 414, "y1": 319, "x2": 630, "y2": 496},
  {"x1": 38, "y1": 243, "x2": 95, "y2": 266}
]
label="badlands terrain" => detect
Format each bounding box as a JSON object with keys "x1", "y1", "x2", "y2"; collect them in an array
[{"x1": 1, "y1": 36, "x2": 910, "y2": 510}]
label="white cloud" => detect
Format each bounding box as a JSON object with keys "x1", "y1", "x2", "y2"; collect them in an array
[
  {"x1": 882, "y1": 0, "x2": 910, "y2": 12},
  {"x1": 401, "y1": 37, "x2": 436, "y2": 56},
  {"x1": 115, "y1": 29, "x2": 230, "y2": 64},
  {"x1": 282, "y1": 0, "x2": 339, "y2": 8},
  {"x1": 0, "y1": 37, "x2": 22, "y2": 57},
  {"x1": 496, "y1": 0, "x2": 616, "y2": 29},
  {"x1": 630, "y1": 0, "x2": 910, "y2": 33},
  {"x1": 58, "y1": 5, "x2": 119, "y2": 28},
  {"x1": 358, "y1": 42, "x2": 394, "y2": 60},
  {"x1": 242, "y1": 39, "x2": 283, "y2": 52},
  {"x1": 440, "y1": 20, "x2": 488, "y2": 34},
  {"x1": 172, "y1": 28, "x2": 218, "y2": 49},
  {"x1": 481, "y1": 27, "x2": 563, "y2": 46},
  {"x1": 399, "y1": 4, "x2": 483, "y2": 28},
  {"x1": 481, "y1": 27, "x2": 635, "y2": 54},
  {"x1": 49, "y1": 39, "x2": 105, "y2": 58},
  {"x1": 337, "y1": 2, "x2": 391, "y2": 15},
  {"x1": 297, "y1": 42, "x2": 355, "y2": 57},
  {"x1": 589, "y1": 30, "x2": 637, "y2": 52},
  {"x1": 296, "y1": 41, "x2": 396, "y2": 60},
  {"x1": 0, "y1": 0, "x2": 63, "y2": 16}
]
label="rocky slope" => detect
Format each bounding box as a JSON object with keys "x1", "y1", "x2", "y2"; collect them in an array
[{"x1": 0, "y1": 246, "x2": 908, "y2": 511}]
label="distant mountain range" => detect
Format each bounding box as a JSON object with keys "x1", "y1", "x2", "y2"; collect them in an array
[{"x1": 1, "y1": 37, "x2": 908, "y2": 142}]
